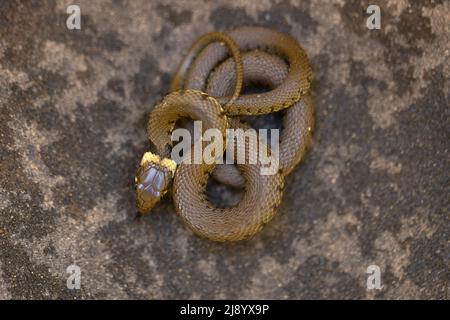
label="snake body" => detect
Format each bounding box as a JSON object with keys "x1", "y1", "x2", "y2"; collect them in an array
[{"x1": 135, "y1": 27, "x2": 314, "y2": 241}]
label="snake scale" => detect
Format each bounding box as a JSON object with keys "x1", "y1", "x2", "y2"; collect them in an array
[{"x1": 135, "y1": 27, "x2": 314, "y2": 241}]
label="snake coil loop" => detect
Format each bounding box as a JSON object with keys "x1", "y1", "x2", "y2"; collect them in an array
[{"x1": 135, "y1": 27, "x2": 314, "y2": 242}]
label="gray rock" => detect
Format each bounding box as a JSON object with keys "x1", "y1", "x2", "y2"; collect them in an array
[{"x1": 0, "y1": 0, "x2": 448, "y2": 299}]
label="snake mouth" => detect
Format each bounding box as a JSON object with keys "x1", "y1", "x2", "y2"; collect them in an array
[{"x1": 135, "y1": 184, "x2": 161, "y2": 214}]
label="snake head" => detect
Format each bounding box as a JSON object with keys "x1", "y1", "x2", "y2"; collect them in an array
[{"x1": 135, "y1": 152, "x2": 177, "y2": 214}]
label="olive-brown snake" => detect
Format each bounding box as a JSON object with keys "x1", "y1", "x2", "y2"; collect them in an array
[{"x1": 135, "y1": 27, "x2": 314, "y2": 241}]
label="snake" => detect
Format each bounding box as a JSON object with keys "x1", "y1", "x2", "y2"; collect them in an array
[{"x1": 134, "y1": 27, "x2": 314, "y2": 241}]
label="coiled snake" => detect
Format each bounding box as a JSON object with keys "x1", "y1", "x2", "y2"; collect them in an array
[{"x1": 135, "y1": 27, "x2": 314, "y2": 241}]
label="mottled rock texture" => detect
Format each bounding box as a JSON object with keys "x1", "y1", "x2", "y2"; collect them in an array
[{"x1": 0, "y1": 0, "x2": 448, "y2": 299}]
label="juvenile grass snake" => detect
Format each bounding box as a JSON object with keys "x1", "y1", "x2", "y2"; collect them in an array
[{"x1": 134, "y1": 27, "x2": 314, "y2": 242}]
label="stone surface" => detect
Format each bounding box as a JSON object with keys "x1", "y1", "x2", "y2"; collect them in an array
[{"x1": 0, "y1": 0, "x2": 448, "y2": 299}]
